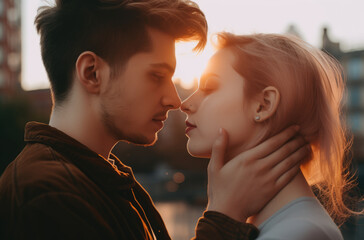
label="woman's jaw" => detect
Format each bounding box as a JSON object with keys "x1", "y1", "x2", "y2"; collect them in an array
[{"x1": 186, "y1": 124, "x2": 266, "y2": 160}]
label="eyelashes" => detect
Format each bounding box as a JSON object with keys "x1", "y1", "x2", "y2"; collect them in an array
[
  {"x1": 199, "y1": 78, "x2": 219, "y2": 92},
  {"x1": 151, "y1": 72, "x2": 166, "y2": 83}
]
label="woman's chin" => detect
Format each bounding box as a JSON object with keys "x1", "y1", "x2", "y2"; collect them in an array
[{"x1": 186, "y1": 144, "x2": 211, "y2": 158}]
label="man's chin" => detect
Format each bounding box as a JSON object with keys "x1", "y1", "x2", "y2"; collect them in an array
[
  {"x1": 124, "y1": 133, "x2": 158, "y2": 146},
  {"x1": 140, "y1": 136, "x2": 158, "y2": 146}
]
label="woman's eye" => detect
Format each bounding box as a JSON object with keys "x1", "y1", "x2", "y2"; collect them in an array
[
  {"x1": 199, "y1": 86, "x2": 213, "y2": 93},
  {"x1": 199, "y1": 79, "x2": 218, "y2": 93}
]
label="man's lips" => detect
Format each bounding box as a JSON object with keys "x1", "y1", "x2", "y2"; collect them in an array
[
  {"x1": 185, "y1": 121, "x2": 196, "y2": 134},
  {"x1": 152, "y1": 117, "x2": 166, "y2": 130},
  {"x1": 153, "y1": 113, "x2": 167, "y2": 122},
  {"x1": 153, "y1": 117, "x2": 167, "y2": 121}
]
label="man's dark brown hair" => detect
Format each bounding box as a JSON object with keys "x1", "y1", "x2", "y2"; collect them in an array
[{"x1": 35, "y1": 0, "x2": 207, "y2": 103}]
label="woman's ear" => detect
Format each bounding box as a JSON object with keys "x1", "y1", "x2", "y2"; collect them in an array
[
  {"x1": 253, "y1": 86, "x2": 280, "y2": 122},
  {"x1": 75, "y1": 51, "x2": 105, "y2": 94}
]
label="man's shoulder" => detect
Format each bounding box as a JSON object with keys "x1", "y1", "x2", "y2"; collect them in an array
[
  {"x1": 2, "y1": 142, "x2": 82, "y2": 182},
  {"x1": 0, "y1": 143, "x2": 91, "y2": 205}
]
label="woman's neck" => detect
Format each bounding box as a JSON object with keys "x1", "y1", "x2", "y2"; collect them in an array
[{"x1": 247, "y1": 170, "x2": 315, "y2": 227}]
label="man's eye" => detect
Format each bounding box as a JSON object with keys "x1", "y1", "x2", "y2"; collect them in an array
[{"x1": 152, "y1": 73, "x2": 165, "y2": 82}]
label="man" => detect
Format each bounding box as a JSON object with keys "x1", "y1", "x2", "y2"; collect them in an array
[{"x1": 0, "y1": 0, "x2": 309, "y2": 239}]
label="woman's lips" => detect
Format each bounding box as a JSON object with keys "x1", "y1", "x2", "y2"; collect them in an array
[{"x1": 185, "y1": 121, "x2": 197, "y2": 134}]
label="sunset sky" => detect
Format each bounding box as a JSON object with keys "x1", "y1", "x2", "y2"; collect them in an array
[{"x1": 22, "y1": 0, "x2": 364, "y2": 90}]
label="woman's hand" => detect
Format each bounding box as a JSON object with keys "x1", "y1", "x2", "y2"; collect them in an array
[{"x1": 206, "y1": 125, "x2": 310, "y2": 222}]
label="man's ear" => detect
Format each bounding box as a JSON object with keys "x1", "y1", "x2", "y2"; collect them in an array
[
  {"x1": 75, "y1": 51, "x2": 104, "y2": 94},
  {"x1": 253, "y1": 86, "x2": 280, "y2": 122}
]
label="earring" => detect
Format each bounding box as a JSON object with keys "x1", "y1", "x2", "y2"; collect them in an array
[{"x1": 254, "y1": 116, "x2": 260, "y2": 121}]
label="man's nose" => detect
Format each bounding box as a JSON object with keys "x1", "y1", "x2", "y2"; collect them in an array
[{"x1": 162, "y1": 83, "x2": 181, "y2": 109}]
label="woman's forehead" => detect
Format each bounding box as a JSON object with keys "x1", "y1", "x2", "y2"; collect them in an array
[{"x1": 204, "y1": 49, "x2": 235, "y2": 74}]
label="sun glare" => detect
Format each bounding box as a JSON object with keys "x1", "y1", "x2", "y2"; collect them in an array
[
  {"x1": 173, "y1": 41, "x2": 214, "y2": 89},
  {"x1": 21, "y1": 0, "x2": 364, "y2": 91},
  {"x1": 21, "y1": 0, "x2": 50, "y2": 91}
]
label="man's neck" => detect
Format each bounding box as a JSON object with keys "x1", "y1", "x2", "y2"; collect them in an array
[
  {"x1": 247, "y1": 171, "x2": 315, "y2": 227},
  {"x1": 49, "y1": 105, "x2": 115, "y2": 159}
]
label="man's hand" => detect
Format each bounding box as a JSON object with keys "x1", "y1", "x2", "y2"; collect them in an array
[{"x1": 206, "y1": 125, "x2": 310, "y2": 222}]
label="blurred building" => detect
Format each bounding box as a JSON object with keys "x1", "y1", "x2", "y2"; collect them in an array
[
  {"x1": 0, "y1": 0, "x2": 51, "y2": 118},
  {"x1": 285, "y1": 24, "x2": 302, "y2": 39},
  {"x1": 322, "y1": 27, "x2": 364, "y2": 162},
  {"x1": 0, "y1": 0, "x2": 21, "y2": 98},
  {"x1": 341, "y1": 50, "x2": 364, "y2": 161}
]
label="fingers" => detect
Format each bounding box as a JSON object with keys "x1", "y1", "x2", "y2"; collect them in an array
[
  {"x1": 259, "y1": 148, "x2": 305, "y2": 203},
  {"x1": 274, "y1": 163, "x2": 301, "y2": 190},
  {"x1": 209, "y1": 128, "x2": 229, "y2": 172},
  {"x1": 260, "y1": 136, "x2": 306, "y2": 168},
  {"x1": 244, "y1": 125, "x2": 300, "y2": 160},
  {"x1": 270, "y1": 144, "x2": 311, "y2": 186}
]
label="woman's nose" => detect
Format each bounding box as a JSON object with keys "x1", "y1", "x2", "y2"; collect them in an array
[{"x1": 180, "y1": 95, "x2": 195, "y2": 114}]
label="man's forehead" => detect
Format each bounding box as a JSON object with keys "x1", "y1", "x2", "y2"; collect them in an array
[{"x1": 148, "y1": 28, "x2": 176, "y2": 59}]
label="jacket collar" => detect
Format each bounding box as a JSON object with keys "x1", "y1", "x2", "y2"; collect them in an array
[{"x1": 24, "y1": 121, "x2": 135, "y2": 192}]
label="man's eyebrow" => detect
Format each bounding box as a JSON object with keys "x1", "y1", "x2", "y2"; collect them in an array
[{"x1": 150, "y1": 63, "x2": 175, "y2": 74}]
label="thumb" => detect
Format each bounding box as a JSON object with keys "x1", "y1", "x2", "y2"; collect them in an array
[{"x1": 210, "y1": 128, "x2": 229, "y2": 172}]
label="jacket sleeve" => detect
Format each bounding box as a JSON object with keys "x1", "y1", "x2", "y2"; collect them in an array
[
  {"x1": 192, "y1": 211, "x2": 259, "y2": 240},
  {"x1": 15, "y1": 192, "x2": 117, "y2": 240}
]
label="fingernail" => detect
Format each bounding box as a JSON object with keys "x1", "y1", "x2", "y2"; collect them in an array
[{"x1": 219, "y1": 128, "x2": 223, "y2": 134}]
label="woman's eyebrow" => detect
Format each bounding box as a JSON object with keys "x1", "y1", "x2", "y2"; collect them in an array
[
  {"x1": 199, "y1": 73, "x2": 220, "y2": 87},
  {"x1": 200, "y1": 73, "x2": 219, "y2": 81}
]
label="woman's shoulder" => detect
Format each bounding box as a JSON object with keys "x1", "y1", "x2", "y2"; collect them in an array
[
  {"x1": 258, "y1": 217, "x2": 343, "y2": 240},
  {"x1": 257, "y1": 197, "x2": 343, "y2": 240}
]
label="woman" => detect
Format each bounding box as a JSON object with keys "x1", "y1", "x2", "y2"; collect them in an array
[{"x1": 181, "y1": 33, "x2": 360, "y2": 239}]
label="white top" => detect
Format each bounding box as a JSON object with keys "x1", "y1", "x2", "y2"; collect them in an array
[{"x1": 256, "y1": 197, "x2": 343, "y2": 240}]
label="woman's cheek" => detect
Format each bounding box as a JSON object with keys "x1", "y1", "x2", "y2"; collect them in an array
[
  {"x1": 203, "y1": 120, "x2": 221, "y2": 141},
  {"x1": 186, "y1": 123, "x2": 219, "y2": 158}
]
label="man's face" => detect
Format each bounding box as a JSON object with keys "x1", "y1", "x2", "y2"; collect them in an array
[{"x1": 99, "y1": 28, "x2": 181, "y2": 145}]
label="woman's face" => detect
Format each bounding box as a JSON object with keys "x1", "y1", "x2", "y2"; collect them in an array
[{"x1": 181, "y1": 49, "x2": 259, "y2": 158}]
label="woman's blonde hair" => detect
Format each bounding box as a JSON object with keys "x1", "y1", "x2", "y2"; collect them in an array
[{"x1": 215, "y1": 32, "x2": 362, "y2": 225}]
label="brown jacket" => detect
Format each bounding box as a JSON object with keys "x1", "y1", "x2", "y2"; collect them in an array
[{"x1": 0, "y1": 122, "x2": 258, "y2": 240}]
